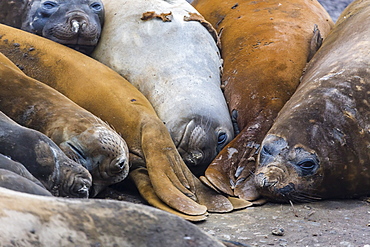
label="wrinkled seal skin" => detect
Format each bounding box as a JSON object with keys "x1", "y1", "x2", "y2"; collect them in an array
[
  {"x1": 254, "y1": 0, "x2": 370, "y2": 203},
  {"x1": 0, "y1": 188, "x2": 228, "y2": 247},
  {"x1": 0, "y1": 52, "x2": 129, "y2": 197},
  {"x1": 92, "y1": 0, "x2": 234, "y2": 175},
  {"x1": 0, "y1": 154, "x2": 52, "y2": 196},
  {"x1": 0, "y1": 0, "x2": 105, "y2": 55},
  {"x1": 192, "y1": 0, "x2": 334, "y2": 200},
  {"x1": 0, "y1": 24, "x2": 235, "y2": 220},
  {"x1": 0, "y1": 111, "x2": 92, "y2": 198}
]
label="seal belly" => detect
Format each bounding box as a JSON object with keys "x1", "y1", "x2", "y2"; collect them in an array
[
  {"x1": 255, "y1": 0, "x2": 370, "y2": 202},
  {"x1": 92, "y1": 0, "x2": 234, "y2": 175},
  {"x1": 192, "y1": 0, "x2": 334, "y2": 199}
]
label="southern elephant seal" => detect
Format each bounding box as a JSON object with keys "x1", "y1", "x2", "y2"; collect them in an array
[
  {"x1": 92, "y1": 0, "x2": 234, "y2": 175},
  {"x1": 254, "y1": 0, "x2": 370, "y2": 202},
  {"x1": 0, "y1": 154, "x2": 52, "y2": 196},
  {"x1": 0, "y1": 24, "x2": 235, "y2": 220},
  {"x1": 0, "y1": 0, "x2": 104, "y2": 55},
  {"x1": 0, "y1": 169, "x2": 52, "y2": 196},
  {"x1": 191, "y1": 0, "x2": 334, "y2": 200},
  {"x1": 0, "y1": 187, "x2": 234, "y2": 247},
  {"x1": 0, "y1": 52, "x2": 129, "y2": 197},
  {"x1": 0, "y1": 111, "x2": 92, "y2": 198}
]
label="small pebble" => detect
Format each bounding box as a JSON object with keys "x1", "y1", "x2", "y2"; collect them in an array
[{"x1": 272, "y1": 228, "x2": 285, "y2": 236}]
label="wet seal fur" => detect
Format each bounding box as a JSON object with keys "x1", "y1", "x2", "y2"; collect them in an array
[
  {"x1": 0, "y1": 0, "x2": 104, "y2": 55},
  {"x1": 192, "y1": 0, "x2": 334, "y2": 200},
  {"x1": 0, "y1": 24, "x2": 235, "y2": 220},
  {"x1": 255, "y1": 0, "x2": 370, "y2": 202},
  {"x1": 0, "y1": 52, "x2": 129, "y2": 197},
  {"x1": 92, "y1": 0, "x2": 234, "y2": 175},
  {"x1": 0, "y1": 111, "x2": 92, "y2": 198}
]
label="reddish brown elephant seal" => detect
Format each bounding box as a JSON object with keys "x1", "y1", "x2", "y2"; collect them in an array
[
  {"x1": 0, "y1": 52, "x2": 130, "y2": 197},
  {"x1": 0, "y1": 24, "x2": 235, "y2": 220},
  {"x1": 0, "y1": 111, "x2": 92, "y2": 198},
  {"x1": 92, "y1": 0, "x2": 234, "y2": 176},
  {"x1": 0, "y1": 0, "x2": 104, "y2": 55},
  {"x1": 192, "y1": 0, "x2": 334, "y2": 200},
  {"x1": 0, "y1": 187, "x2": 234, "y2": 247},
  {"x1": 254, "y1": 0, "x2": 370, "y2": 202}
]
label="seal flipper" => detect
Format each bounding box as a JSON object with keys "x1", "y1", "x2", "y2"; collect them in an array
[
  {"x1": 307, "y1": 24, "x2": 323, "y2": 62},
  {"x1": 130, "y1": 168, "x2": 208, "y2": 222}
]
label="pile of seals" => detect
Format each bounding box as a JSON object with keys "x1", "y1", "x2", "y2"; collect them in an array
[{"x1": 0, "y1": 0, "x2": 369, "y2": 245}]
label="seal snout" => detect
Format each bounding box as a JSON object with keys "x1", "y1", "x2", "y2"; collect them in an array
[{"x1": 67, "y1": 11, "x2": 89, "y2": 33}]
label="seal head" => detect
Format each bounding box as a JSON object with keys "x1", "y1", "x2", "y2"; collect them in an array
[
  {"x1": 175, "y1": 115, "x2": 232, "y2": 175},
  {"x1": 255, "y1": 134, "x2": 322, "y2": 203},
  {"x1": 21, "y1": 0, "x2": 104, "y2": 54},
  {"x1": 58, "y1": 125, "x2": 130, "y2": 196}
]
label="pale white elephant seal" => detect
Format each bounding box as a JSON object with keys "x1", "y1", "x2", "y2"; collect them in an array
[{"x1": 92, "y1": 0, "x2": 234, "y2": 175}]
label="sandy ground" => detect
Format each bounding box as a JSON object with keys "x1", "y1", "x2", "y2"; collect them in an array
[{"x1": 197, "y1": 199, "x2": 370, "y2": 247}]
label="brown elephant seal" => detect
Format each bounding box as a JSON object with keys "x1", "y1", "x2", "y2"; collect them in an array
[
  {"x1": 0, "y1": 52, "x2": 130, "y2": 197},
  {"x1": 0, "y1": 111, "x2": 92, "y2": 198},
  {"x1": 0, "y1": 169, "x2": 53, "y2": 196},
  {"x1": 0, "y1": 0, "x2": 104, "y2": 55},
  {"x1": 0, "y1": 24, "x2": 235, "y2": 220},
  {"x1": 254, "y1": 0, "x2": 370, "y2": 202},
  {"x1": 0, "y1": 187, "x2": 236, "y2": 247},
  {"x1": 92, "y1": 0, "x2": 234, "y2": 175},
  {"x1": 192, "y1": 0, "x2": 334, "y2": 199}
]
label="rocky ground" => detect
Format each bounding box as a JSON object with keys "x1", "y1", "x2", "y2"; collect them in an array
[
  {"x1": 197, "y1": 199, "x2": 370, "y2": 247},
  {"x1": 101, "y1": 185, "x2": 370, "y2": 247}
]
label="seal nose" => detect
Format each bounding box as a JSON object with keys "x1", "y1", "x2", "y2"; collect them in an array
[
  {"x1": 255, "y1": 173, "x2": 277, "y2": 188},
  {"x1": 68, "y1": 11, "x2": 89, "y2": 33},
  {"x1": 186, "y1": 151, "x2": 203, "y2": 165}
]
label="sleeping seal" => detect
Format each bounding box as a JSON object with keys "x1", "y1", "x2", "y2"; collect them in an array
[
  {"x1": 92, "y1": 0, "x2": 234, "y2": 175},
  {"x1": 192, "y1": 0, "x2": 334, "y2": 199},
  {"x1": 0, "y1": 52, "x2": 129, "y2": 197},
  {"x1": 0, "y1": 0, "x2": 105, "y2": 55},
  {"x1": 0, "y1": 111, "x2": 92, "y2": 198},
  {"x1": 254, "y1": 0, "x2": 370, "y2": 202}
]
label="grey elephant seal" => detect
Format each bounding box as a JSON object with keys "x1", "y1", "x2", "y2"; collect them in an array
[
  {"x1": 0, "y1": 0, "x2": 104, "y2": 55},
  {"x1": 0, "y1": 187, "x2": 230, "y2": 247},
  {"x1": 254, "y1": 0, "x2": 370, "y2": 202},
  {"x1": 0, "y1": 154, "x2": 52, "y2": 196},
  {"x1": 0, "y1": 111, "x2": 92, "y2": 198}
]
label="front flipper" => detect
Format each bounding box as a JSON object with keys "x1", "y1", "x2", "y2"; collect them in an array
[
  {"x1": 130, "y1": 168, "x2": 208, "y2": 221},
  {"x1": 140, "y1": 119, "x2": 207, "y2": 216},
  {"x1": 204, "y1": 122, "x2": 263, "y2": 201}
]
